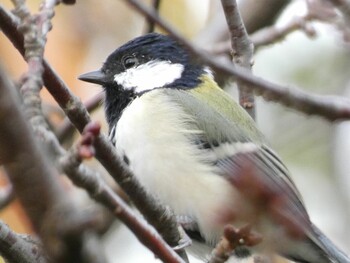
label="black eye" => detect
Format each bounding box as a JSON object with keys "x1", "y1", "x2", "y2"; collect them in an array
[{"x1": 123, "y1": 56, "x2": 138, "y2": 69}]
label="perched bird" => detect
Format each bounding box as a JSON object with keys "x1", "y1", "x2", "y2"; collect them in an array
[{"x1": 79, "y1": 33, "x2": 349, "y2": 263}]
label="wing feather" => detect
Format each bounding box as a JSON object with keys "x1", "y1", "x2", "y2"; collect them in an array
[
  {"x1": 161, "y1": 77, "x2": 338, "y2": 261},
  {"x1": 162, "y1": 77, "x2": 309, "y2": 221}
]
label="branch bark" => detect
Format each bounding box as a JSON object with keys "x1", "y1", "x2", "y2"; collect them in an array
[
  {"x1": 221, "y1": 0, "x2": 255, "y2": 119},
  {"x1": 0, "y1": 220, "x2": 48, "y2": 263},
  {"x1": 0, "y1": 64, "x2": 103, "y2": 263},
  {"x1": 0, "y1": 5, "x2": 188, "y2": 262}
]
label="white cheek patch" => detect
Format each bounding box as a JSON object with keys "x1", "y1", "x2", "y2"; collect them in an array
[{"x1": 113, "y1": 60, "x2": 184, "y2": 93}]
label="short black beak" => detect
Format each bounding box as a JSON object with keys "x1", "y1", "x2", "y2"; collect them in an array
[{"x1": 78, "y1": 70, "x2": 108, "y2": 85}]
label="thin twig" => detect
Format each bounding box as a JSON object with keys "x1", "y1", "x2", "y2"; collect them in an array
[
  {"x1": 220, "y1": 0, "x2": 255, "y2": 119},
  {"x1": 124, "y1": 0, "x2": 350, "y2": 121},
  {"x1": 250, "y1": 0, "x2": 340, "y2": 49},
  {"x1": 251, "y1": 14, "x2": 316, "y2": 48},
  {"x1": 207, "y1": 13, "x2": 315, "y2": 55},
  {"x1": 12, "y1": 0, "x2": 65, "y2": 159},
  {"x1": 0, "y1": 220, "x2": 48, "y2": 263}
]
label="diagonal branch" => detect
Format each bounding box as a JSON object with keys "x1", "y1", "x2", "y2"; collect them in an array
[
  {"x1": 250, "y1": 14, "x2": 316, "y2": 48},
  {"x1": 0, "y1": 5, "x2": 188, "y2": 261},
  {"x1": 124, "y1": 0, "x2": 350, "y2": 121}
]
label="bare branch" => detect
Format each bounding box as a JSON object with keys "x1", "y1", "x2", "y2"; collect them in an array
[
  {"x1": 59, "y1": 122, "x2": 185, "y2": 263},
  {"x1": 0, "y1": 5, "x2": 189, "y2": 261},
  {"x1": 0, "y1": 220, "x2": 48, "y2": 263},
  {"x1": 124, "y1": 0, "x2": 350, "y2": 121},
  {"x1": 0, "y1": 63, "x2": 104, "y2": 263},
  {"x1": 207, "y1": 13, "x2": 316, "y2": 54},
  {"x1": 251, "y1": 14, "x2": 316, "y2": 48},
  {"x1": 220, "y1": 0, "x2": 255, "y2": 119},
  {"x1": 220, "y1": 0, "x2": 253, "y2": 69},
  {"x1": 214, "y1": 1, "x2": 340, "y2": 52},
  {"x1": 11, "y1": 0, "x2": 66, "y2": 160},
  {"x1": 1, "y1": 2, "x2": 108, "y2": 261}
]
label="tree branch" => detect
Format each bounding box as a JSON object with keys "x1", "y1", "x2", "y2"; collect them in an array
[
  {"x1": 0, "y1": 5, "x2": 189, "y2": 261},
  {"x1": 220, "y1": 0, "x2": 255, "y2": 119},
  {"x1": 11, "y1": 0, "x2": 66, "y2": 160},
  {"x1": 0, "y1": 63, "x2": 104, "y2": 263},
  {"x1": 0, "y1": 220, "x2": 48, "y2": 263},
  {"x1": 124, "y1": 0, "x2": 350, "y2": 121},
  {"x1": 251, "y1": 14, "x2": 316, "y2": 48}
]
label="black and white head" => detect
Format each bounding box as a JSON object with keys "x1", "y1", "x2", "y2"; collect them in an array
[{"x1": 79, "y1": 33, "x2": 207, "y2": 130}]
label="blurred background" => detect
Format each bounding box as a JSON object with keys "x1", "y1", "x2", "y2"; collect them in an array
[{"x1": 0, "y1": 0, "x2": 350, "y2": 262}]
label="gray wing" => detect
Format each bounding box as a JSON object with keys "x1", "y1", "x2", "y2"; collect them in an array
[
  {"x1": 163, "y1": 87, "x2": 349, "y2": 262},
  {"x1": 163, "y1": 88, "x2": 309, "y2": 221}
]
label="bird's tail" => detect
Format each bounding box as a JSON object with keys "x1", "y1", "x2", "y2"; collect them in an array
[
  {"x1": 311, "y1": 223, "x2": 350, "y2": 263},
  {"x1": 288, "y1": 223, "x2": 350, "y2": 263}
]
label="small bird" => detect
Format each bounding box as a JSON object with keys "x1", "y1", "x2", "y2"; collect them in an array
[{"x1": 79, "y1": 33, "x2": 349, "y2": 263}]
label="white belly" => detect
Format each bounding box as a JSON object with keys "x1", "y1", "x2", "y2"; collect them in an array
[{"x1": 114, "y1": 89, "x2": 239, "y2": 242}]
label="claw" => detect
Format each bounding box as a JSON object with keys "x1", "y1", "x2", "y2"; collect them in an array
[{"x1": 173, "y1": 225, "x2": 192, "y2": 250}]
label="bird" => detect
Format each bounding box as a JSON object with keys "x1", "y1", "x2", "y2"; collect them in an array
[{"x1": 79, "y1": 33, "x2": 350, "y2": 263}]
